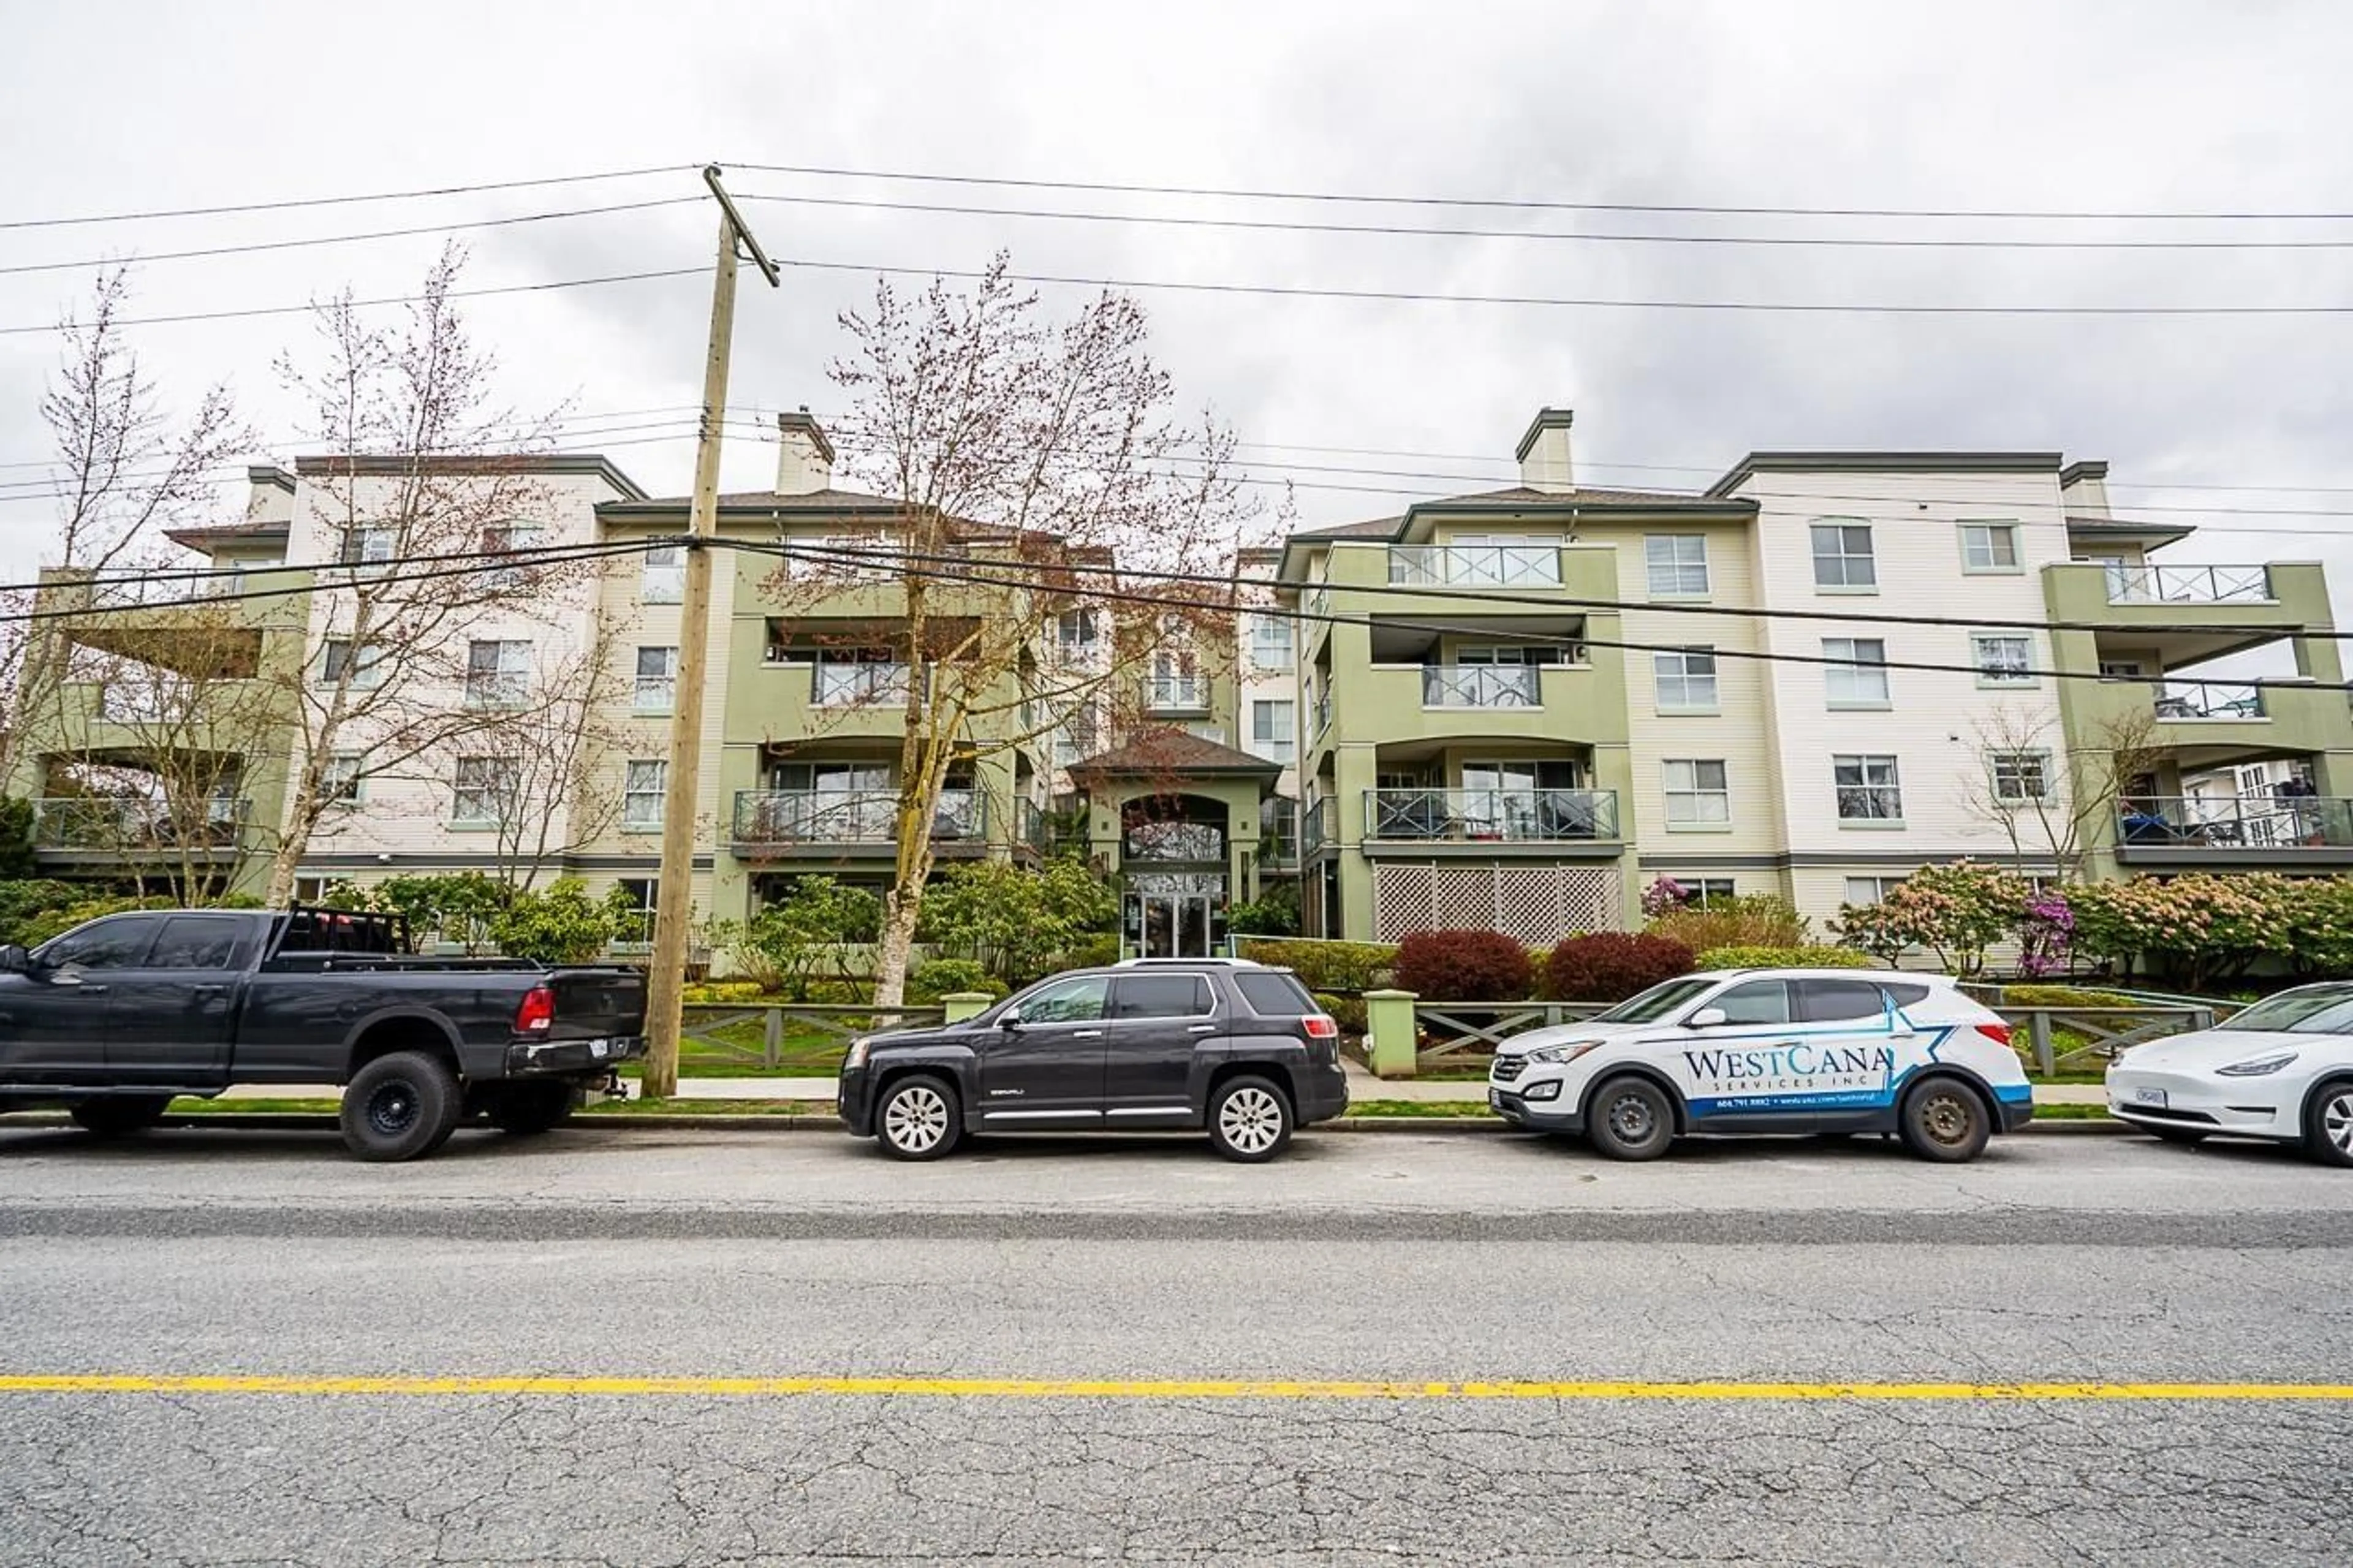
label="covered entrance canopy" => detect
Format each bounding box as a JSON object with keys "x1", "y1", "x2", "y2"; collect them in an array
[{"x1": 1066, "y1": 729, "x2": 1283, "y2": 959}]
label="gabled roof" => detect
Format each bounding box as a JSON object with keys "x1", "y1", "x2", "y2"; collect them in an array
[{"x1": 1066, "y1": 729, "x2": 1283, "y2": 779}]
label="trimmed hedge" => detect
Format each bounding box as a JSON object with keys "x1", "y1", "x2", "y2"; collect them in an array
[
  {"x1": 1313, "y1": 991, "x2": 1369, "y2": 1039},
  {"x1": 907, "y1": 959, "x2": 1011, "y2": 1004},
  {"x1": 1237, "y1": 938, "x2": 1396, "y2": 994},
  {"x1": 1392, "y1": 930, "x2": 1533, "y2": 1002},
  {"x1": 1542, "y1": 932, "x2": 1695, "y2": 1002},
  {"x1": 1996, "y1": 983, "x2": 2140, "y2": 1010},
  {"x1": 1694, "y1": 944, "x2": 1873, "y2": 972}
]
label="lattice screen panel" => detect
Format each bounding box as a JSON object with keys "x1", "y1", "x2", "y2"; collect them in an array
[{"x1": 1373, "y1": 864, "x2": 1621, "y2": 944}]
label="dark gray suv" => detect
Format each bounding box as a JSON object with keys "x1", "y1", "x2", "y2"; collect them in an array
[{"x1": 837, "y1": 959, "x2": 1351, "y2": 1162}]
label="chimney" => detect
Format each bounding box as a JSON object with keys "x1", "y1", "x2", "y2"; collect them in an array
[
  {"x1": 776, "y1": 408, "x2": 835, "y2": 496},
  {"x1": 244, "y1": 465, "x2": 296, "y2": 525},
  {"x1": 1514, "y1": 407, "x2": 1575, "y2": 493},
  {"x1": 2059, "y1": 460, "x2": 2110, "y2": 520}
]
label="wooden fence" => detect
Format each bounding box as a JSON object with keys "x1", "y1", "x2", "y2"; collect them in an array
[{"x1": 678, "y1": 1003, "x2": 948, "y2": 1071}]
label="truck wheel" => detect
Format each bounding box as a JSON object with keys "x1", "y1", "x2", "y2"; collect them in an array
[
  {"x1": 69, "y1": 1096, "x2": 173, "y2": 1137},
  {"x1": 1586, "y1": 1075, "x2": 1675, "y2": 1161},
  {"x1": 877, "y1": 1074, "x2": 960, "y2": 1161},
  {"x1": 1208, "y1": 1075, "x2": 1293, "y2": 1163},
  {"x1": 342, "y1": 1051, "x2": 463, "y2": 1162},
  {"x1": 1898, "y1": 1078, "x2": 1991, "y2": 1164},
  {"x1": 487, "y1": 1081, "x2": 577, "y2": 1137}
]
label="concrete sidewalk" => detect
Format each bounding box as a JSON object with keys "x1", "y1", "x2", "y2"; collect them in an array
[{"x1": 221, "y1": 1062, "x2": 2108, "y2": 1108}]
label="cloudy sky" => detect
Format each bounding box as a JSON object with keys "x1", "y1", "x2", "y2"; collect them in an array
[{"x1": 2, "y1": 0, "x2": 2349, "y2": 628}]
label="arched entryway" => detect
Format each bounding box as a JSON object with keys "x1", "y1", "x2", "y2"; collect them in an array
[{"x1": 1121, "y1": 794, "x2": 1230, "y2": 958}]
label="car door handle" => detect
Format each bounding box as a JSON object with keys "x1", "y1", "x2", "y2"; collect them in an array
[
  {"x1": 1187, "y1": 1023, "x2": 1217, "y2": 1034},
  {"x1": 192, "y1": 984, "x2": 227, "y2": 999},
  {"x1": 76, "y1": 983, "x2": 110, "y2": 995},
  {"x1": 1072, "y1": 1029, "x2": 1105, "y2": 1039}
]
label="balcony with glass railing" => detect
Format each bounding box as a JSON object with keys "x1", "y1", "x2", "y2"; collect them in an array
[
  {"x1": 1300, "y1": 797, "x2": 1328, "y2": 855},
  {"x1": 1362, "y1": 787, "x2": 1620, "y2": 845},
  {"x1": 809, "y1": 661, "x2": 919, "y2": 707},
  {"x1": 1419, "y1": 664, "x2": 1542, "y2": 708},
  {"x1": 730, "y1": 789, "x2": 985, "y2": 852},
  {"x1": 31, "y1": 796, "x2": 250, "y2": 854},
  {"x1": 2118, "y1": 794, "x2": 2353, "y2": 855},
  {"x1": 1259, "y1": 798, "x2": 1300, "y2": 866},
  {"x1": 1388, "y1": 544, "x2": 1562, "y2": 588}
]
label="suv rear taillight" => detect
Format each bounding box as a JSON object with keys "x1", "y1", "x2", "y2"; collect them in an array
[
  {"x1": 1976, "y1": 1021, "x2": 2012, "y2": 1048},
  {"x1": 1303, "y1": 1015, "x2": 1338, "y2": 1039},
  {"x1": 515, "y1": 985, "x2": 556, "y2": 1034}
]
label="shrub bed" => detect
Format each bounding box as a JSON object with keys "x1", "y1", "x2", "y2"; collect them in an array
[
  {"x1": 1542, "y1": 932, "x2": 1694, "y2": 1002},
  {"x1": 1237, "y1": 938, "x2": 1396, "y2": 994},
  {"x1": 1392, "y1": 930, "x2": 1533, "y2": 1001},
  {"x1": 1694, "y1": 944, "x2": 1873, "y2": 972}
]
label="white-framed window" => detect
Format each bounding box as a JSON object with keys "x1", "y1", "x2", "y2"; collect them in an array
[
  {"x1": 1248, "y1": 613, "x2": 1294, "y2": 670},
  {"x1": 1653, "y1": 647, "x2": 1719, "y2": 713},
  {"x1": 1674, "y1": 877, "x2": 1738, "y2": 907},
  {"x1": 1148, "y1": 649, "x2": 1206, "y2": 710},
  {"x1": 1811, "y1": 521, "x2": 1876, "y2": 589},
  {"x1": 1833, "y1": 755, "x2": 1904, "y2": 823},
  {"x1": 623, "y1": 760, "x2": 667, "y2": 830},
  {"x1": 634, "y1": 646, "x2": 678, "y2": 712},
  {"x1": 1662, "y1": 759, "x2": 1731, "y2": 826},
  {"x1": 1822, "y1": 637, "x2": 1890, "y2": 707},
  {"x1": 1051, "y1": 710, "x2": 1099, "y2": 771},
  {"x1": 1187, "y1": 721, "x2": 1229, "y2": 746},
  {"x1": 1844, "y1": 874, "x2": 1907, "y2": 906},
  {"x1": 464, "y1": 640, "x2": 531, "y2": 708},
  {"x1": 1972, "y1": 633, "x2": 2036, "y2": 686},
  {"x1": 451, "y1": 756, "x2": 518, "y2": 825},
  {"x1": 2099, "y1": 659, "x2": 2147, "y2": 681},
  {"x1": 480, "y1": 522, "x2": 544, "y2": 588},
  {"x1": 319, "y1": 640, "x2": 385, "y2": 691},
  {"x1": 1250, "y1": 699, "x2": 1297, "y2": 765},
  {"x1": 339, "y1": 523, "x2": 395, "y2": 572},
  {"x1": 1055, "y1": 608, "x2": 1101, "y2": 656},
  {"x1": 320, "y1": 752, "x2": 365, "y2": 805},
  {"x1": 1645, "y1": 534, "x2": 1710, "y2": 597},
  {"x1": 221, "y1": 553, "x2": 284, "y2": 599},
  {"x1": 641, "y1": 544, "x2": 684, "y2": 604},
  {"x1": 1959, "y1": 521, "x2": 2021, "y2": 573},
  {"x1": 1991, "y1": 750, "x2": 2053, "y2": 803},
  {"x1": 614, "y1": 878, "x2": 658, "y2": 945}
]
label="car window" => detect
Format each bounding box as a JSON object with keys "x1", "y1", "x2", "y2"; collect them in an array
[
  {"x1": 1708, "y1": 981, "x2": 1790, "y2": 1026},
  {"x1": 1233, "y1": 971, "x2": 1317, "y2": 1016},
  {"x1": 1018, "y1": 975, "x2": 1109, "y2": 1025},
  {"x1": 146, "y1": 915, "x2": 241, "y2": 971},
  {"x1": 1798, "y1": 979, "x2": 1889, "y2": 1024},
  {"x1": 1596, "y1": 976, "x2": 1718, "y2": 1024},
  {"x1": 1112, "y1": 974, "x2": 1213, "y2": 1020},
  {"x1": 2216, "y1": 986, "x2": 2353, "y2": 1035},
  {"x1": 40, "y1": 914, "x2": 165, "y2": 972},
  {"x1": 1882, "y1": 982, "x2": 1931, "y2": 1008}
]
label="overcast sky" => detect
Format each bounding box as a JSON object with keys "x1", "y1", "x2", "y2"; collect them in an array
[{"x1": 4, "y1": 0, "x2": 2351, "y2": 648}]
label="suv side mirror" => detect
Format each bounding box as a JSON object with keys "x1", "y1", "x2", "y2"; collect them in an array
[
  {"x1": 996, "y1": 1007, "x2": 1022, "y2": 1031},
  {"x1": 1685, "y1": 1006, "x2": 1728, "y2": 1029},
  {"x1": 0, "y1": 944, "x2": 26, "y2": 974}
]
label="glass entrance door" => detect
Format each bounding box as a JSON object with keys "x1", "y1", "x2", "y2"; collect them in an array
[{"x1": 1124, "y1": 871, "x2": 1225, "y2": 958}]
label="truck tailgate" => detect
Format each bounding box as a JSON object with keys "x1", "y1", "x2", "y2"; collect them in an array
[{"x1": 544, "y1": 968, "x2": 649, "y2": 1040}]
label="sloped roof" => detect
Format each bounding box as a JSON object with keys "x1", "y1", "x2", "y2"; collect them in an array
[{"x1": 1066, "y1": 729, "x2": 1283, "y2": 779}]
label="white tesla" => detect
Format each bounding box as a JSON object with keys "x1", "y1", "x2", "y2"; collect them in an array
[{"x1": 2105, "y1": 982, "x2": 2353, "y2": 1166}]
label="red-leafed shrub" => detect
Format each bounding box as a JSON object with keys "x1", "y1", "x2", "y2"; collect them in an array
[
  {"x1": 1392, "y1": 929, "x2": 1534, "y2": 1001},
  {"x1": 1542, "y1": 932, "x2": 1695, "y2": 1002}
]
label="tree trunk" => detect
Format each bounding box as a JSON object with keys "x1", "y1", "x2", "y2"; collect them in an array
[
  {"x1": 874, "y1": 886, "x2": 921, "y2": 1009},
  {"x1": 262, "y1": 833, "x2": 306, "y2": 909}
]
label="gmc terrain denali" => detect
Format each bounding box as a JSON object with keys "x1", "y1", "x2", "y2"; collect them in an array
[{"x1": 839, "y1": 958, "x2": 1350, "y2": 1161}]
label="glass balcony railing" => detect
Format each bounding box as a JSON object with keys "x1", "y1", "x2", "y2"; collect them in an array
[
  {"x1": 1420, "y1": 664, "x2": 1541, "y2": 708},
  {"x1": 1363, "y1": 788, "x2": 1620, "y2": 843},
  {"x1": 2118, "y1": 795, "x2": 2353, "y2": 850},
  {"x1": 1259, "y1": 800, "x2": 1300, "y2": 864},
  {"x1": 1302, "y1": 798, "x2": 1328, "y2": 855},
  {"x1": 32, "y1": 797, "x2": 249, "y2": 850},
  {"x1": 2103, "y1": 564, "x2": 2274, "y2": 604},
  {"x1": 1389, "y1": 545, "x2": 1561, "y2": 588},
  {"x1": 2152, "y1": 681, "x2": 2265, "y2": 721},
  {"x1": 731, "y1": 789, "x2": 983, "y2": 846}
]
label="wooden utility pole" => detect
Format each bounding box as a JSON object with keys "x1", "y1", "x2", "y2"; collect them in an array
[{"x1": 642, "y1": 166, "x2": 779, "y2": 1099}]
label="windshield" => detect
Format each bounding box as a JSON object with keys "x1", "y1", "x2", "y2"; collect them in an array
[
  {"x1": 1592, "y1": 977, "x2": 1719, "y2": 1025},
  {"x1": 2217, "y1": 986, "x2": 2353, "y2": 1036}
]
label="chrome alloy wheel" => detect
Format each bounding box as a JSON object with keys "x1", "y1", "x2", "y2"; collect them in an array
[
  {"x1": 1218, "y1": 1086, "x2": 1286, "y2": 1156},
  {"x1": 884, "y1": 1083, "x2": 951, "y2": 1154}
]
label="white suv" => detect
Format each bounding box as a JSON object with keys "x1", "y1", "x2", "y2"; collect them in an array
[{"x1": 1489, "y1": 968, "x2": 2033, "y2": 1163}]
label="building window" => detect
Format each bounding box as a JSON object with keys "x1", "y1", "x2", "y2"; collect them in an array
[
  {"x1": 1148, "y1": 650, "x2": 1206, "y2": 710},
  {"x1": 1972, "y1": 633, "x2": 2036, "y2": 686},
  {"x1": 320, "y1": 752, "x2": 365, "y2": 805},
  {"x1": 1833, "y1": 755, "x2": 1904, "y2": 823},
  {"x1": 1844, "y1": 874, "x2": 1907, "y2": 906},
  {"x1": 1250, "y1": 700, "x2": 1296, "y2": 765},
  {"x1": 1960, "y1": 521, "x2": 2021, "y2": 573},
  {"x1": 1051, "y1": 707, "x2": 1099, "y2": 771},
  {"x1": 1991, "y1": 751, "x2": 2053, "y2": 803},
  {"x1": 634, "y1": 646, "x2": 678, "y2": 712},
  {"x1": 1811, "y1": 521, "x2": 1876, "y2": 589},
  {"x1": 1822, "y1": 637, "x2": 1890, "y2": 707},
  {"x1": 642, "y1": 545, "x2": 684, "y2": 604},
  {"x1": 465, "y1": 640, "x2": 532, "y2": 708},
  {"x1": 623, "y1": 760, "x2": 668, "y2": 831},
  {"x1": 320, "y1": 640, "x2": 384, "y2": 691},
  {"x1": 451, "y1": 757, "x2": 518, "y2": 825},
  {"x1": 1055, "y1": 608, "x2": 1101, "y2": 656},
  {"x1": 1249, "y1": 613, "x2": 1294, "y2": 670},
  {"x1": 480, "y1": 522, "x2": 544, "y2": 588},
  {"x1": 1662, "y1": 759, "x2": 1730, "y2": 826},
  {"x1": 1188, "y1": 722, "x2": 1229, "y2": 746},
  {"x1": 1673, "y1": 877, "x2": 1738, "y2": 907},
  {"x1": 1645, "y1": 535, "x2": 1710, "y2": 597},
  {"x1": 339, "y1": 523, "x2": 395, "y2": 571},
  {"x1": 1653, "y1": 647, "x2": 1719, "y2": 713},
  {"x1": 614, "y1": 879, "x2": 658, "y2": 945}
]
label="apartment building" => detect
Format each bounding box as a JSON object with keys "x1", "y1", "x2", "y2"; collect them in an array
[{"x1": 17, "y1": 404, "x2": 2348, "y2": 961}]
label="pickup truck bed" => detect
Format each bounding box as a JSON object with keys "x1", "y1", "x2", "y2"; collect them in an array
[{"x1": 0, "y1": 906, "x2": 647, "y2": 1160}]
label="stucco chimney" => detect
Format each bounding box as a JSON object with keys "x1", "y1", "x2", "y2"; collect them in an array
[
  {"x1": 1515, "y1": 407, "x2": 1575, "y2": 493},
  {"x1": 776, "y1": 409, "x2": 835, "y2": 496}
]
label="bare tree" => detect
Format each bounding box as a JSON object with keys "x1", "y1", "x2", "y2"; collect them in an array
[
  {"x1": 1958, "y1": 702, "x2": 2165, "y2": 881},
  {"x1": 260, "y1": 245, "x2": 596, "y2": 907},
  {"x1": 471, "y1": 615, "x2": 633, "y2": 892},
  {"x1": 768, "y1": 256, "x2": 1264, "y2": 1004}
]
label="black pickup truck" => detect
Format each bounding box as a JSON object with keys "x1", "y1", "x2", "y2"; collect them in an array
[{"x1": 0, "y1": 906, "x2": 646, "y2": 1161}]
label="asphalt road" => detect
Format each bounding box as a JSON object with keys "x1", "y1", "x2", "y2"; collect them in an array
[{"x1": 2, "y1": 1123, "x2": 2349, "y2": 1565}]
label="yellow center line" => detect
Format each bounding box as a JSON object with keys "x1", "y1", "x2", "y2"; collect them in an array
[{"x1": 0, "y1": 1375, "x2": 2349, "y2": 1401}]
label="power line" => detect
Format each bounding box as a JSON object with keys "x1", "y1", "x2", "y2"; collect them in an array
[
  {"x1": 0, "y1": 265, "x2": 703, "y2": 338},
  {"x1": 732, "y1": 162, "x2": 2353, "y2": 224},
  {"x1": 0, "y1": 165, "x2": 699, "y2": 232},
  {"x1": 737, "y1": 191, "x2": 2353, "y2": 252},
  {"x1": 0, "y1": 199, "x2": 707, "y2": 278}
]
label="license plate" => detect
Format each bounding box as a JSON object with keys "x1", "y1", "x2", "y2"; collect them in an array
[
  {"x1": 589, "y1": 1039, "x2": 610, "y2": 1060},
  {"x1": 2134, "y1": 1086, "x2": 2167, "y2": 1108}
]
